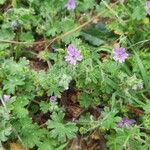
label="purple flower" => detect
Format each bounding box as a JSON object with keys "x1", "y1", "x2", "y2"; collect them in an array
[
  {"x1": 3, "y1": 95, "x2": 10, "y2": 103},
  {"x1": 117, "y1": 117, "x2": 135, "y2": 128},
  {"x1": 50, "y1": 96, "x2": 57, "y2": 102},
  {"x1": 65, "y1": 0, "x2": 76, "y2": 10},
  {"x1": 112, "y1": 47, "x2": 128, "y2": 63},
  {"x1": 65, "y1": 44, "x2": 83, "y2": 65},
  {"x1": 146, "y1": 1, "x2": 150, "y2": 15}
]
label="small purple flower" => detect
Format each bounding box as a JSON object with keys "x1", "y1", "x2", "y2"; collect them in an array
[
  {"x1": 65, "y1": 56, "x2": 77, "y2": 65},
  {"x1": 65, "y1": 0, "x2": 76, "y2": 10},
  {"x1": 3, "y1": 95, "x2": 10, "y2": 103},
  {"x1": 50, "y1": 96, "x2": 57, "y2": 102},
  {"x1": 65, "y1": 44, "x2": 83, "y2": 65},
  {"x1": 117, "y1": 117, "x2": 135, "y2": 128},
  {"x1": 146, "y1": 1, "x2": 150, "y2": 15},
  {"x1": 112, "y1": 47, "x2": 128, "y2": 63}
]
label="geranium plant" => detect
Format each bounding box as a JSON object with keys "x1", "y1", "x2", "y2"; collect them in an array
[{"x1": 0, "y1": 0, "x2": 150, "y2": 149}]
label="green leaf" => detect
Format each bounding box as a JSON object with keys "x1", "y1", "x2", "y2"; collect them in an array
[
  {"x1": 78, "y1": 0, "x2": 96, "y2": 12},
  {"x1": 40, "y1": 101, "x2": 51, "y2": 113},
  {"x1": 3, "y1": 76, "x2": 25, "y2": 94},
  {"x1": 81, "y1": 32, "x2": 105, "y2": 46},
  {"x1": 46, "y1": 112, "x2": 78, "y2": 142},
  {"x1": 20, "y1": 32, "x2": 34, "y2": 42},
  {"x1": 22, "y1": 128, "x2": 46, "y2": 148},
  {"x1": 142, "y1": 101, "x2": 150, "y2": 114},
  {"x1": 12, "y1": 117, "x2": 46, "y2": 148},
  {"x1": 107, "y1": 126, "x2": 148, "y2": 150},
  {"x1": 81, "y1": 23, "x2": 114, "y2": 46},
  {"x1": 56, "y1": 142, "x2": 68, "y2": 150},
  {"x1": 37, "y1": 139, "x2": 57, "y2": 150},
  {"x1": 0, "y1": 29, "x2": 15, "y2": 50},
  {"x1": 11, "y1": 97, "x2": 29, "y2": 118},
  {"x1": 101, "y1": 107, "x2": 120, "y2": 130},
  {"x1": 0, "y1": 107, "x2": 12, "y2": 142},
  {"x1": 79, "y1": 93, "x2": 92, "y2": 108},
  {"x1": 0, "y1": 123, "x2": 12, "y2": 142},
  {"x1": 132, "y1": 6, "x2": 145, "y2": 21}
]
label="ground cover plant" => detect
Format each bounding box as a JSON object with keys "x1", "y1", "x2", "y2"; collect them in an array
[{"x1": 0, "y1": 0, "x2": 150, "y2": 149}]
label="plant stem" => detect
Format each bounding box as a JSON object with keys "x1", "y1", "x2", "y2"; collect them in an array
[
  {"x1": 0, "y1": 2, "x2": 118, "y2": 46},
  {"x1": 127, "y1": 39, "x2": 150, "y2": 49}
]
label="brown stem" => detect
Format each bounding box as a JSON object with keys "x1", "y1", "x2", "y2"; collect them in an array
[{"x1": 0, "y1": 2, "x2": 118, "y2": 46}]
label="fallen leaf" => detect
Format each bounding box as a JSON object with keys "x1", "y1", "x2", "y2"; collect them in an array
[
  {"x1": 10, "y1": 143, "x2": 25, "y2": 150},
  {"x1": 91, "y1": 130, "x2": 101, "y2": 140},
  {"x1": 69, "y1": 137, "x2": 81, "y2": 150}
]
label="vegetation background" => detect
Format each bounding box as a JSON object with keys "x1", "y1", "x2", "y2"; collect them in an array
[{"x1": 0, "y1": 0, "x2": 150, "y2": 149}]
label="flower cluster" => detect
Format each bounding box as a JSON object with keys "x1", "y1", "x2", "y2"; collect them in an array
[
  {"x1": 65, "y1": 0, "x2": 76, "y2": 10},
  {"x1": 117, "y1": 117, "x2": 135, "y2": 128},
  {"x1": 50, "y1": 96, "x2": 57, "y2": 103},
  {"x1": 146, "y1": 1, "x2": 150, "y2": 15},
  {"x1": 112, "y1": 47, "x2": 128, "y2": 63},
  {"x1": 65, "y1": 44, "x2": 83, "y2": 65}
]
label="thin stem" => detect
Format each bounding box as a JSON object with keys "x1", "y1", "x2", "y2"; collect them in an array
[
  {"x1": 127, "y1": 39, "x2": 150, "y2": 49},
  {"x1": 123, "y1": 135, "x2": 130, "y2": 148},
  {"x1": 101, "y1": 0, "x2": 124, "y2": 25},
  {"x1": 0, "y1": 142, "x2": 4, "y2": 150},
  {"x1": 47, "y1": 60, "x2": 52, "y2": 68},
  {"x1": 0, "y1": 2, "x2": 118, "y2": 46},
  {"x1": 0, "y1": 96, "x2": 7, "y2": 111}
]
